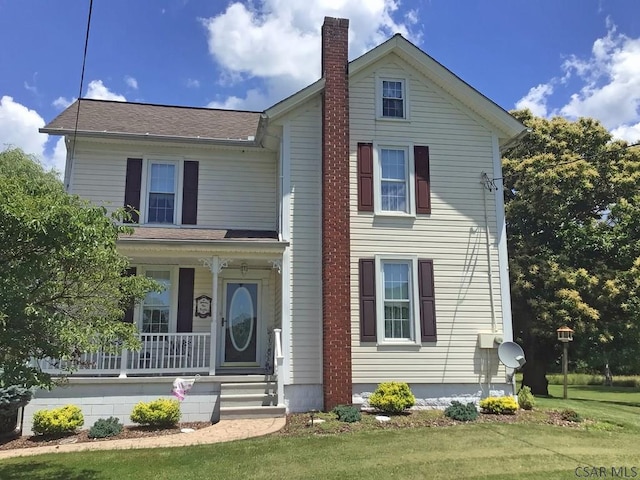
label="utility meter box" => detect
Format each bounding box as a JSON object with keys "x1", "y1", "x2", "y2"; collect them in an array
[{"x1": 477, "y1": 333, "x2": 502, "y2": 348}]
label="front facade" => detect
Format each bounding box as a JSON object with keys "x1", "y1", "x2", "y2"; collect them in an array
[{"x1": 26, "y1": 17, "x2": 525, "y2": 433}]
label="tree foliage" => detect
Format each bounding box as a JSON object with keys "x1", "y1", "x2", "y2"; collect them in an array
[
  {"x1": 503, "y1": 111, "x2": 640, "y2": 394},
  {"x1": 0, "y1": 148, "x2": 156, "y2": 389}
]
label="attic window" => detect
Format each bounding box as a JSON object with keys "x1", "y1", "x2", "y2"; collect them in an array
[{"x1": 381, "y1": 80, "x2": 405, "y2": 118}]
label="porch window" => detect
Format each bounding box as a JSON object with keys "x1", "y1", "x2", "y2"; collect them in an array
[{"x1": 141, "y1": 270, "x2": 172, "y2": 333}]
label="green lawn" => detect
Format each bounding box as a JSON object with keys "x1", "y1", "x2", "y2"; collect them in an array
[{"x1": 2, "y1": 385, "x2": 640, "y2": 480}]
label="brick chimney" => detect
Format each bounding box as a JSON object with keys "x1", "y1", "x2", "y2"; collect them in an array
[{"x1": 321, "y1": 16, "x2": 352, "y2": 410}]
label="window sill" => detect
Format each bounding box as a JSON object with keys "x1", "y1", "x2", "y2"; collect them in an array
[
  {"x1": 374, "y1": 211, "x2": 416, "y2": 219},
  {"x1": 375, "y1": 341, "x2": 422, "y2": 350},
  {"x1": 376, "y1": 116, "x2": 411, "y2": 123}
]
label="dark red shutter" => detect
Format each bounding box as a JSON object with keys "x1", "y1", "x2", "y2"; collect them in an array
[
  {"x1": 418, "y1": 259, "x2": 437, "y2": 342},
  {"x1": 359, "y1": 259, "x2": 377, "y2": 342},
  {"x1": 182, "y1": 161, "x2": 199, "y2": 225},
  {"x1": 414, "y1": 146, "x2": 431, "y2": 214},
  {"x1": 177, "y1": 268, "x2": 195, "y2": 333},
  {"x1": 124, "y1": 158, "x2": 143, "y2": 223},
  {"x1": 122, "y1": 267, "x2": 137, "y2": 323},
  {"x1": 357, "y1": 143, "x2": 374, "y2": 212}
]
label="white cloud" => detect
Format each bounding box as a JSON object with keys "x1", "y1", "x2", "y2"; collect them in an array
[
  {"x1": 515, "y1": 83, "x2": 554, "y2": 117},
  {"x1": 200, "y1": 0, "x2": 421, "y2": 109},
  {"x1": 85, "y1": 80, "x2": 127, "y2": 101},
  {"x1": 516, "y1": 21, "x2": 640, "y2": 144},
  {"x1": 611, "y1": 122, "x2": 640, "y2": 143},
  {"x1": 124, "y1": 76, "x2": 138, "y2": 89},
  {"x1": 186, "y1": 78, "x2": 201, "y2": 88},
  {"x1": 0, "y1": 95, "x2": 66, "y2": 174},
  {"x1": 207, "y1": 88, "x2": 269, "y2": 110},
  {"x1": 52, "y1": 96, "x2": 73, "y2": 109},
  {"x1": 24, "y1": 81, "x2": 38, "y2": 95}
]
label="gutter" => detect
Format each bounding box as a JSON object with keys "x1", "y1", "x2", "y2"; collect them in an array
[{"x1": 38, "y1": 129, "x2": 261, "y2": 148}]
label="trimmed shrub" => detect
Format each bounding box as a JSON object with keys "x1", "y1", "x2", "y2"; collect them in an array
[
  {"x1": 32, "y1": 405, "x2": 84, "y2": 435},
  {"x1": 479, "y1": 396, "x2": 518, "y2": 415},
  {"x1": 368, "y1": 382, "x2": 415, "y2": 414},
  {"x1": 559, "y1": 408, "x2": 582, "y2": 423},
  {"x1": 130, "y1": 398, "x2": 181, "y2": 427},
  {"x1": 88, "y1": 417, "x2": 124, "y2": 439},
  {"x1": 444, "y1": 401, "x2": 478, "y2": 422},
  {"x1": 517, "y1": 386, "x2": 535, "y2": 410},
  {"x1": 332, "y1": 405, "x2": 361, "y2": 423}
]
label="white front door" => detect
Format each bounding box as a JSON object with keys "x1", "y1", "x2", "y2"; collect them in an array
[{"x1": 221, "y1": 281, "x2": 260, "y2": 366}]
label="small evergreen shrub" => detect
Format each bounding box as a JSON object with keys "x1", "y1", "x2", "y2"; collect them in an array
[
  {"x1": 32, "y1": 405, "x2": 84, "y2": 435},
  {"x1": 332, "y1": 405, "x2": 361, "y2": 423},
  {"x1": 88, "y1": 417, "x2": 124, "y2": 439},
  {"x1": 517, "y1": 386, "x2": 535, "y2": 410},
  {"x1": 368, "y1": 382, "x2": 416, "y2": 413},
  {"x1": 560, "y1": 408, "x2": 582, "y2": 423},
  {"x1": 444, "y1": 401, "x2": 478, "y2": 422},
  {"x1": 479, "y1": 396, "x2": 518, "y2": 415},
  {"x1": 130, "y1": 398, "x2": 181, "y2": 427}
]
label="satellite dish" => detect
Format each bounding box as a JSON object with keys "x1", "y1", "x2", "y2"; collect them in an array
[{"x1": 498, "y1": 342, "x2": 526, "y2": 369}]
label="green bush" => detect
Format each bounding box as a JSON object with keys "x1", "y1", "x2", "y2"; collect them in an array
[
  {"x1": 479, "y1": 396, "x2": 518, "y2": 415},
  {"x1": 88, "y1": 417, "x2": 124, "y2": 439},
  {"x1": 560, "y1": 408, "x2": 582, "y2": 423},
  {"x1": 517, "y1": 386, "x2": 535, "y2": 410},
  {"x1": 130, "y1": 398, "x2": 181, "y2": 427},
  {"x1": 368, "y1": 382, "x2": 415, "y2": 414},
  {"x1": 332, "y1": 405, "x2": 361, "y2": 423},
  {"x1": 32, "y1": 405, "x2": 84, "y2": 435},
  {"x1": 444, "y1": 401, "x2": 478, "y2": 422}
]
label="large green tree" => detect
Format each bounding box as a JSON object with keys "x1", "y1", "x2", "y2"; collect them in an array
[
  {"x1": 503, "y1": 111, "x2": 640, "y2": 395},
  {"x1": 0, "y1": 148, "x2": 156, "y2": 390}
]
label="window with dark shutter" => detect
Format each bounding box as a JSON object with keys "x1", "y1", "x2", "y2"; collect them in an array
[
  {"x1": 359, "y1": 259, "x2": 376, "y2": 341},
  {"x1": 414, "y1": 146, "x2": 431, "y2": 214},
  {"x1": 357, "y1": 143, "x2": 374, "y2": 212},
  {"x1": 122, "y1": 267, "x2": 137, "y2": 323},
  {"x1": 182, "y1": 161, "x2": 199, "y2": 225},
  {"x1": 124, "y1": 158, "x2": 143, "y2": 223},
  {"x1": 418, "y1": 259, "x2": 437, "y2": 342},
  {"x1": 176, "y1": 268, "x2": 195, "y2": 333}
]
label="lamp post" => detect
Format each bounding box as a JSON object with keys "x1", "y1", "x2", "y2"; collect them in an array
[{"x1": 557, "y1": 326, "x2": 574, "y2": 400}]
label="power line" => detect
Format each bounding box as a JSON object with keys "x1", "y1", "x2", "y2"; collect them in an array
[{"x1": 69, "y1": 0, "x2": 94, "y2": 169}]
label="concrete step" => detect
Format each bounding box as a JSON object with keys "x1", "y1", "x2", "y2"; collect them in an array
[
  {"x1": 220, "y1": 405, "x2": 286, "y2": 419},
  {"x1": 220, "y1": 393, "x2": 278, "y2": 407},
  {"x1": 220, "y1": 382, "x2": 276, "y2": 396}
]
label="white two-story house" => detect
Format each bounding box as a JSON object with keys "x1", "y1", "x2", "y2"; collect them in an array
[{"x1": 25, "y1": 17, "x2": 526, "y2": 433}]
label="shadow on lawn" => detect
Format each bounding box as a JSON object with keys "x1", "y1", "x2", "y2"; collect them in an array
[{"x1": 0, "y1": 461, "x2": 100, "y2": 480}]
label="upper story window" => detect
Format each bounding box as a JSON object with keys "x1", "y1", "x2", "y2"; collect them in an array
[
  {"x1": 124, "y1": 158, "x2": 199, "y2": 226},
  {"x1": 382, "y1": 80, "x2": 405, "y2": 118},
  {"x1": 380, "y1": 148, "x2": 408, "y2": 213},
  {"x1": 147, "y1": 162, "x2": 177, "y2": 224}
]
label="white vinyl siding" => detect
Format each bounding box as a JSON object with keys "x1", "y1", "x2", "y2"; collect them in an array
[
  {"x1": 68, "y1": 140, "x2": 277, "y2": 230},
  {"x1": 283, "y1": 99, "x2": 323, "y2": 384},
  {"x1": 350, "y1": 57, "x2": 506, "y2": 384}
]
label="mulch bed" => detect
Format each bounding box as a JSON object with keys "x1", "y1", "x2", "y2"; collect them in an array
[{"x1": 0, "y1": 422, "x2": 211, "y2": 451}]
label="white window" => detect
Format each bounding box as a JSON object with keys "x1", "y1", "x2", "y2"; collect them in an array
[
  {"x1": 147, "y1": 162, "x2": 177, "y2": 224},
  {"x1": 376, "y1": 256, "x2": 421, "y2": 344},
  {"x1": 373, "y1": 144, "x2": 415, "y2": 216},
  {"x1": 141, "y1": 270, "x2": 172, "y2": 333},
  {"x1": 382, "y1": 80, "x2": 405, "y2": 118}
]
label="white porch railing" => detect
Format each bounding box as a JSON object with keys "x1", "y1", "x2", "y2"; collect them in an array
[
  {"x1": 35, "y1": 333, "x2": 211, "y2": 377},
  {"x1": 273, "y1": 328, "x2": 285, "y2": 406}
]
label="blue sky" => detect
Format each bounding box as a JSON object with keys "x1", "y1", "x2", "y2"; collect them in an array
[{"x1": 1, "y1": 0, "x2": 639, "y2": 173}]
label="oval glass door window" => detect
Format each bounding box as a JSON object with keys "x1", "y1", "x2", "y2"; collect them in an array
[{"x1": 229, "y1": 286, "x2": 254, "y2": 352}]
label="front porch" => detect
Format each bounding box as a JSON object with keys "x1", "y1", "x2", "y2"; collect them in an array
[{"x1": 34, "y1": 330, "x2": 282, "y2": 379}]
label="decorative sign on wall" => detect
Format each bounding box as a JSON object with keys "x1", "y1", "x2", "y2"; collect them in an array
[{"x1": 195, "y1": 295, "x2": 212, "y2": 318}]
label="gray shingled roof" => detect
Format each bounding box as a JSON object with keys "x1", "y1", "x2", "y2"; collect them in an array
[
  {"x1": 119, "y1": 227, "x2": 279, "y2": 242},
  {"x1": 41, "y1": 99, "x2": 261, "y2": 141}
]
